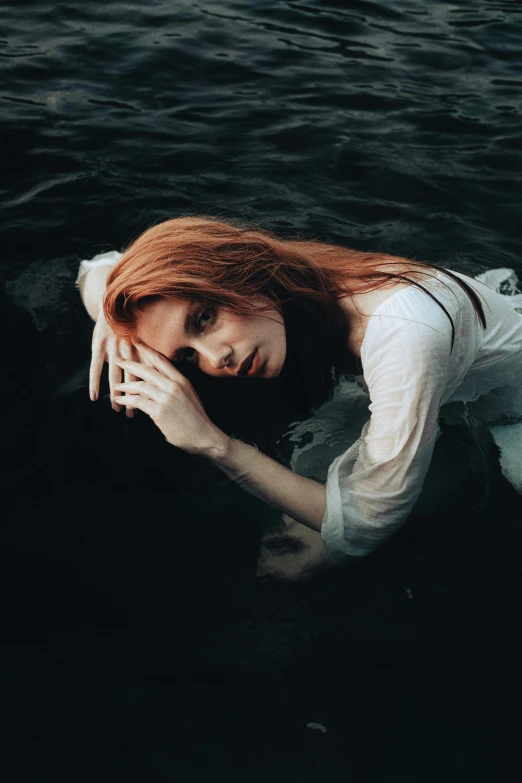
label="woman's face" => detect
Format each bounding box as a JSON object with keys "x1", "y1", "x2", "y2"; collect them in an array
[{"x1": 135, "y1": 297, "x2": 287, "y2": 378}]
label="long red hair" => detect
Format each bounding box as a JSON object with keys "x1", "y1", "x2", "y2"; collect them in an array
[{"x1": 104, "y1": 216, "x2": 486, "y2": 409}]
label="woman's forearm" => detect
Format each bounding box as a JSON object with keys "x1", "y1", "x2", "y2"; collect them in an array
[
  {"x1": 204, "y1": 438, "x2": 326, "y2": 532},
  {"x1": 78, "y1": 265, "x2": 112, "y2": 321}
]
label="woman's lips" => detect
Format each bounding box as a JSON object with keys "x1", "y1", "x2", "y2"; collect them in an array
[{"x1": 246, "y1": 348, "x2": 262, "y2": 376}]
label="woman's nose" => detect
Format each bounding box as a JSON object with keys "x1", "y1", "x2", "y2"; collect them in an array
[{"x1": 200, "y1": 342, "x2": 233, "y2": 370}]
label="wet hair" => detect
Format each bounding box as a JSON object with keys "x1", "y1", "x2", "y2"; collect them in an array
[{"x1": 103, "y1": 216, "x2": 486, "y2": 411}]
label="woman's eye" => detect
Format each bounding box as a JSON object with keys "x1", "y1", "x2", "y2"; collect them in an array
[
  {"x1": 195, "y1": 308, "x2": 214, "y2": 331},
  {"x1": 182, "y1": 348, "x2": 197, "y2": 363}
]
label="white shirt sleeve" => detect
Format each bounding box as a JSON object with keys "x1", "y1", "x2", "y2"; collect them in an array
[
  {"x1": 321, "y1": 291, "x2": 455, "y2": 560},
  {"x1": 75, "y1": 250, "x2": 122, "y2": 288}
]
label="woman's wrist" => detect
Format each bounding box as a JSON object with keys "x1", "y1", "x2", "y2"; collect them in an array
[{"x1": 197, "y1": 432, "x2": 234, "y2": 461}]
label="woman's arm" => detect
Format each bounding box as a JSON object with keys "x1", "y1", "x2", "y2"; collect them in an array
[
  {"x1": 203, "y1": 438, "x2": 327, "y2": 532},
  {"x1": 206, "y1": 311, "x2": 451, "y2": 548},
  {"x1": 320, "y1": 296, "x2": 455, "y2": 560}
]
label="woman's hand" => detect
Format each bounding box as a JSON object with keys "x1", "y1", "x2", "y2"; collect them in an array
[
  {"x1": 113, "y1": 345, "x2": 328, "y2": 534},
  {"x1": 113, "y1": 342, "x2": 230, "y2": 455},
  {"x1": 90, "y1": 307, "x2": 137, "y2": 417}
]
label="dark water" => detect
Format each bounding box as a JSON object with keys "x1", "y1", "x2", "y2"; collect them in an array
[{"x1": 2, "y1": 1, "x2": 522, "y2": 780}]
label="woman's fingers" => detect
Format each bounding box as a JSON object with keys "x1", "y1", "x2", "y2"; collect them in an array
[
  {"x1": 114, "y1": 381, "x2": 162, "y2": 402},
  {"x1": 115, "y1": 358, "x2": 175, "y2": 389},
  {"x1": 118, "y1": 339, "x2": 137, "y2": 418},
  {"x1": 113, "y1": 394, "x2": 156, "y2": 417},
  {"x1": 108, "y1": 352, "x2": 123, "y2": 412},
  {"x1": 89, "y1": 340, "x2": 106, "y2": 402},
  {"x1": 114, "y1": 349, "x2": 219, "y2": 454},
  {"x1": 133, "y1": 341, "x2": 186, "y2": 381}
]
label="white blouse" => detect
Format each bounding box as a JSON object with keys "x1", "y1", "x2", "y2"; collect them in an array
[{"x1": 321, "y1": 270, "x2": 522, "y2": 560}]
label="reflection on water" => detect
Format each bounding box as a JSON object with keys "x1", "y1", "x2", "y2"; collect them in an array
[{"x1": 257, "y1": 514, "x2": 332, "y2": 582}]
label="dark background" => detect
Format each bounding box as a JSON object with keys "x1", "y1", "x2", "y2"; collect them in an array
[{"x1": 1, "y1": 1, "x2": 522, "y2": 780}]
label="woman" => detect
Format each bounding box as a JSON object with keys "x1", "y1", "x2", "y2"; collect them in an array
[{"x1": 77, "y1": 217, "x2": 522, "y2": 562}]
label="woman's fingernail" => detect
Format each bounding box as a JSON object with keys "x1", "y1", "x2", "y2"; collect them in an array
[{"x1": 90, "y1": 390, "x2": 97, "y2": 402}]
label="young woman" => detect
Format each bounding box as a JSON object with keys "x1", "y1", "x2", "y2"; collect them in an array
[{"x1": 77, "y1": 217, "x2": 522, "y2": 563}]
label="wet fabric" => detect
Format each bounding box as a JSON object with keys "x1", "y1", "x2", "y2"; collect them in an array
[{"x1": 317, "y1": 270, "x2": 522, "y2": 559}]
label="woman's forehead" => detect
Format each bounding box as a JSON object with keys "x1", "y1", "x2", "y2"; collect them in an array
[{"x1": 135, "y1": 298, "x2": 190, "y2": 351}]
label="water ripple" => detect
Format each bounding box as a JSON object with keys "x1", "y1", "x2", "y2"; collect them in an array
[
  {"x1": 4, "y1": 173, "x2": 90, "y2": 208},
  {"x1": 1, "y1": 0, "x2": 521, "y2": 275}
]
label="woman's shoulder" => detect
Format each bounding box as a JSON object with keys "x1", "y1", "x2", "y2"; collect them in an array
[{"x1": 340, "y1": 272, "x2": 443, "y2": 358}]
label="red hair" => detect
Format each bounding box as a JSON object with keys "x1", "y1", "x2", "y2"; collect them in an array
[{"x1": 104, "y1": 216, "x2": 486, "y2": 408}]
